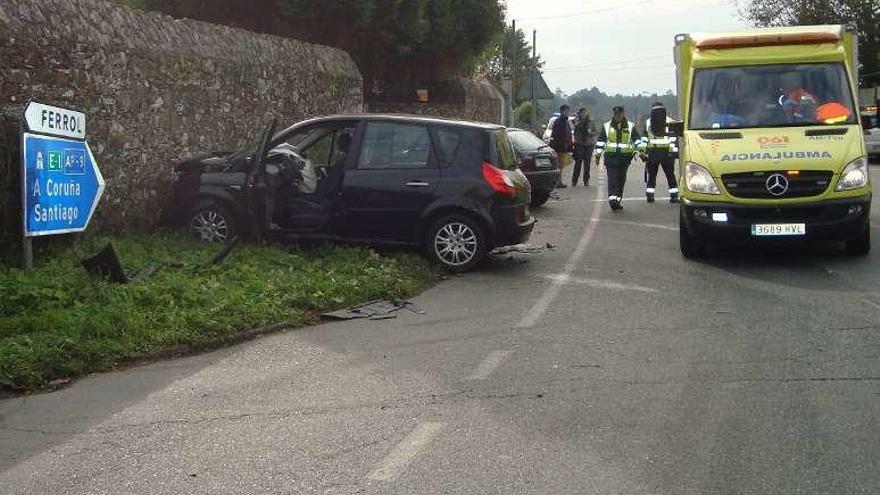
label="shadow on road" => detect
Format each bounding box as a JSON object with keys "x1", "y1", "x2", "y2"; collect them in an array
[{"x1": 697, "y1": 240, "x2": 874, "y2": 291}]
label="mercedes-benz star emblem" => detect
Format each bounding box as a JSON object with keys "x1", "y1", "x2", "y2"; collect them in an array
[{"x1": 765, "y1": 173, "x2": 789, "y2": 196}]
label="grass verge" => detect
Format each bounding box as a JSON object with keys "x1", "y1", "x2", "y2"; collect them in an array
[{"x1": 0, "y1": 234, "x2": 436, "y2": 392}]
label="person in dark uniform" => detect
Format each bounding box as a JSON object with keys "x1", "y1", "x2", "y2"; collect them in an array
[
  {"x1": 571, "y1": 107, "x2": 596, "y2": 186},
  {"x1": 643, "y1": 102, "x2": 680, "y2": 203},
  {"x1": 594, "y1": 106, "x2": 641, "y2": 211},
  {"x1": 549, "y1": 104, "x2": 573, "y2": 188}
]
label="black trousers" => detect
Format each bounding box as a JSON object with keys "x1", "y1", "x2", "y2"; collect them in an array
[
  {"x1": 572, "y1": 144, "x2": 594, "y2": 184},
  {"x1": 645, "y1": 151, "x2": 677, "y2": 193},
  {"x1": 604, "y1": 154, "x2": 633, "y2": 201}
]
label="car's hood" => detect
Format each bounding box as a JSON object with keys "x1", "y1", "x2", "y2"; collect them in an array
[{"x1": 685, "y1": 125, "x2": 864, "y2": 175}]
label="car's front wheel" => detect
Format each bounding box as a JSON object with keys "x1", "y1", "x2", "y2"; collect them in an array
[
  {"x1": 188, "y1": 200, "x2": 237, "y2": 244},
  {"x1": 427, "y1": 214, "x2": 488, "y2": 272}
]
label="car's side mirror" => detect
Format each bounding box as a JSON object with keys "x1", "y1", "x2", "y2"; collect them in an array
[{"x1": 668, "y1": 121, "x2": 684, "y2": 137}]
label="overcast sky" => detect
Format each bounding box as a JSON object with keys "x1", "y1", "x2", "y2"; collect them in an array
[{"x1": 505, "y1": 0, "x2": 749, "y2": 96}]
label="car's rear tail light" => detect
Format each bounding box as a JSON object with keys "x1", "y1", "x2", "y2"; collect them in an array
[{"x1": 482, "y1": 162, "x2": 516, "y2": 196}]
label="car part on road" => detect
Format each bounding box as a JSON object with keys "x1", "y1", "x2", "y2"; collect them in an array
[
  {"x1": 322, "y1": 300, "x2": 423, "y2": 320},
  {"x1": 427, "y1": 214, "x2": 488, "y2": 272},
  {"x1": 490, "y1": 243, "x2": 557, "y2": 256}
]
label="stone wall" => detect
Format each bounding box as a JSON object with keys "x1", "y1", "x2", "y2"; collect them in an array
[
  {"x1": 0, "y1": 0, "x2": 362, "y2": 234},
  {"x1": 367, "y1": 79, "x2": 505, "y2": 125}
]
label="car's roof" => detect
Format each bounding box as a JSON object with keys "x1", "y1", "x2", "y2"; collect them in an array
[{"x1": 297, "y1": 114, "x2": 506, "y2": 130}]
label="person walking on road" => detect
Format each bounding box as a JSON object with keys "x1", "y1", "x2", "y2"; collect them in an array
[
  {"x1": 595, "y1": 106, "x2": 641, "y2": 211},
  {"x1": 550, "y1": 104, "x2": 574, "y2": 188},
  {"x1": 571, "y1": 107, "x2": 596, "y2": 187},
  {"x1": 643, "y1": 102, "x2": 680, "y2": 203}
]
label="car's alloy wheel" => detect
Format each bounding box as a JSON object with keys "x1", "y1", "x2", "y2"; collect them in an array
[
  {"x1": 428, "y1": 215, "x2": 487, "y2": 272},
  {"x1": 435, "y1": 222, "x2": 478, "y2": 267},
  {"x1": 190, "y1": 208, "x2": 231, "y2": 243}
]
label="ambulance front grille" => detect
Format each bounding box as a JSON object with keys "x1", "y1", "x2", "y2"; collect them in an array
[{"x1": 721, "y1": 170, "x2": 833, "y2": 199}]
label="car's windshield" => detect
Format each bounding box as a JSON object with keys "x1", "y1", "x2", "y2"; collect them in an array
[
  {"x1": 508, "y1": 130, "x2": 548, "y2": 151},
  {"x1": 689, "y1": 63, "x2": 857, "y2": 130}
]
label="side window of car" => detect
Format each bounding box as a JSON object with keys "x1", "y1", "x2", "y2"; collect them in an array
[
  {"x1": 303, "y1": 132, "x2": 334, "y2": 167},
  {"x1": 433, "y1": 127, "x2": 462, "y2": 167},
  {"x1": 358, "y1": 122, "x2": 432, "y2": 170}
]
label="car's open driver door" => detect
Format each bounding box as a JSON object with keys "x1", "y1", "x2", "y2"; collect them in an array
[{"x1": 246, "y1": 119, "x2": 278, "y2": 241}]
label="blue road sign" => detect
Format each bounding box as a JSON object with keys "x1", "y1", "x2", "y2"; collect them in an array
[{"x1": 22, "y1": 133, "x2": 105, "y2": 237}]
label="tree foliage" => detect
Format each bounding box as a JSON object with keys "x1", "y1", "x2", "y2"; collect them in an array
[
  {"x1": 473, "y1": 27, "x2": 542, "y2": 92},
  {"x1": 136, "y1": 0, "x2": 505, "y2": 86},
  {"x1": 743, "y1": 0, "x2": 879, "y2": 85}
]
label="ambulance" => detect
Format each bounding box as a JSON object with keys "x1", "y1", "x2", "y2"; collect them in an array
[{"x1": 672, "y1": 25, "x2": 871, "y2": 257}]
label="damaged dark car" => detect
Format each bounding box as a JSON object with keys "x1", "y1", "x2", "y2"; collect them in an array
[{"x1": 168, "y1": 115, "x2": 536, "y2": 272}]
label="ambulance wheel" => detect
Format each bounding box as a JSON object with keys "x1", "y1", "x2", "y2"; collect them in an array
[
  {"x1": 845, "y1": 222, "x2": 870, "y2": 256},
  {"x1": 679, "y1": 211, "x2": 706, "y2": 259}
]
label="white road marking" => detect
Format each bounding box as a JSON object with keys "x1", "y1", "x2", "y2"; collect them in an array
[
  {"x1": 544, "y1": 274, "x2": 658, "y2": 293},
  {"x1": 366, "y1": 422, "x2": 445, "y2": 481},
  {"x1": 517, "y1": 183, "x2": 604, "y2": 328},
  {"x1": 592, "y1": 218, "x2": 679, "y2": 231},
  {"x1": 468, "y1": 350, "x2": 512, "y2": 380},
  {"x1": 591, "y1": 196, "x2": 670, "y2": 202},
  {"x1": 862, "y1": 298, "x2": 880, "y2": 310}
]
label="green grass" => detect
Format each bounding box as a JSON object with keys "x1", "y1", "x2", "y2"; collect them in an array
[{"x1": 0, "y1": 234, "x2": 436, "y2": 391}]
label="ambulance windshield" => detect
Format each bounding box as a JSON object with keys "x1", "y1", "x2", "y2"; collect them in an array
[{"x1": 689, "y1": 63, "x2": 857, "y2": 130}]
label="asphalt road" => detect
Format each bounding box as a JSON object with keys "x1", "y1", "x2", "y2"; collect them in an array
[{"x1": 2, "y1": 161, "x2": 880, "y2": 494}]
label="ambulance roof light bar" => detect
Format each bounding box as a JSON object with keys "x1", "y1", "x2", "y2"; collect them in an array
[{"x1": 696, "y1": 31, "x2": 840, "y2": 50}]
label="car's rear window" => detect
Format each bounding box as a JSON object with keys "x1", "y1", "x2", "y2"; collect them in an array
[
  {"x1": 490, "y1": 130, "x2": 518, "y2": 170},
  {"x1": 508, "y1": 130, "x2": 546, "y2": 151}
]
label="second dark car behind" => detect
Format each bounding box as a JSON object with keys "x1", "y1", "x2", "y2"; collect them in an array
[{"x1": 507, "y1": 128, "x2": 559, "y2": 207}]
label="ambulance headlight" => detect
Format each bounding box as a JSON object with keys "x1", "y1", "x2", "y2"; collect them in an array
[
  {"x1": 836, "y1": 156, "x2": 869, "y2": 191},
  {"x1": 685, "y1": 162, "x2": 720, "y2": 195}
]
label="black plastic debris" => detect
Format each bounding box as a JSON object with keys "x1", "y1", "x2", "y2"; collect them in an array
[
  {"x1": 323, "y1": 300, "x2": 423, "y2": 320},
  {"x1": 81, "y1": 243, "x2": 133, "y2": 284},
  {"x1": 81, "y1": 237, "x2": 240, "y2": 284}
]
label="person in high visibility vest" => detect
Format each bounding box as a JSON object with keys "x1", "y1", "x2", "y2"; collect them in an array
[
  {"x1": 594, "y1": 106, "x2": 642, "y2": 211},
  {"x1": 643, "y1": 102, "x2": 680, "y2": 203}
]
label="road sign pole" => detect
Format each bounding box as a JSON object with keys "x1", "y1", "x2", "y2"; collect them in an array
[{"x1": 22, "y1": 237, "x2": 33, "y2": 270}]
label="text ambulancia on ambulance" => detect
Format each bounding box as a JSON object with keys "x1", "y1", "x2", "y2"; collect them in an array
[{"x1": 672, "y1": 25, "x2": 872, "y2": 258}]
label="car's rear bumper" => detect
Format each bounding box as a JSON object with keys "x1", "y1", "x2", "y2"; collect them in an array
[
  {"x1": 490, "y1": 202, "x2": 536, "y2": 247},
  {"x1": 681, "y1": 195, "x2": 871, "y2": 242},
  {"x1": 524, "y1": 169, "x2": 560, "y2": 194}
]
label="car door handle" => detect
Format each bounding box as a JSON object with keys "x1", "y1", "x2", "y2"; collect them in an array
[{"x1": 405, "y1": 181, "x2": 431, "y2": 187}]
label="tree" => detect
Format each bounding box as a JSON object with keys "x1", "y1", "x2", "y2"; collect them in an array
[
  {"x1": 134, "y1": 0, "x2": 506, "y2": 92},
  {"x1": 514, "y1": 101, "x2": 534, "y2": 128},
  {"x1": 743, "y1": 0, "x2": 880, "y2": 86},
  {"x1": 473, "y1": 27, "x2": 542, "y2": 93}
]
